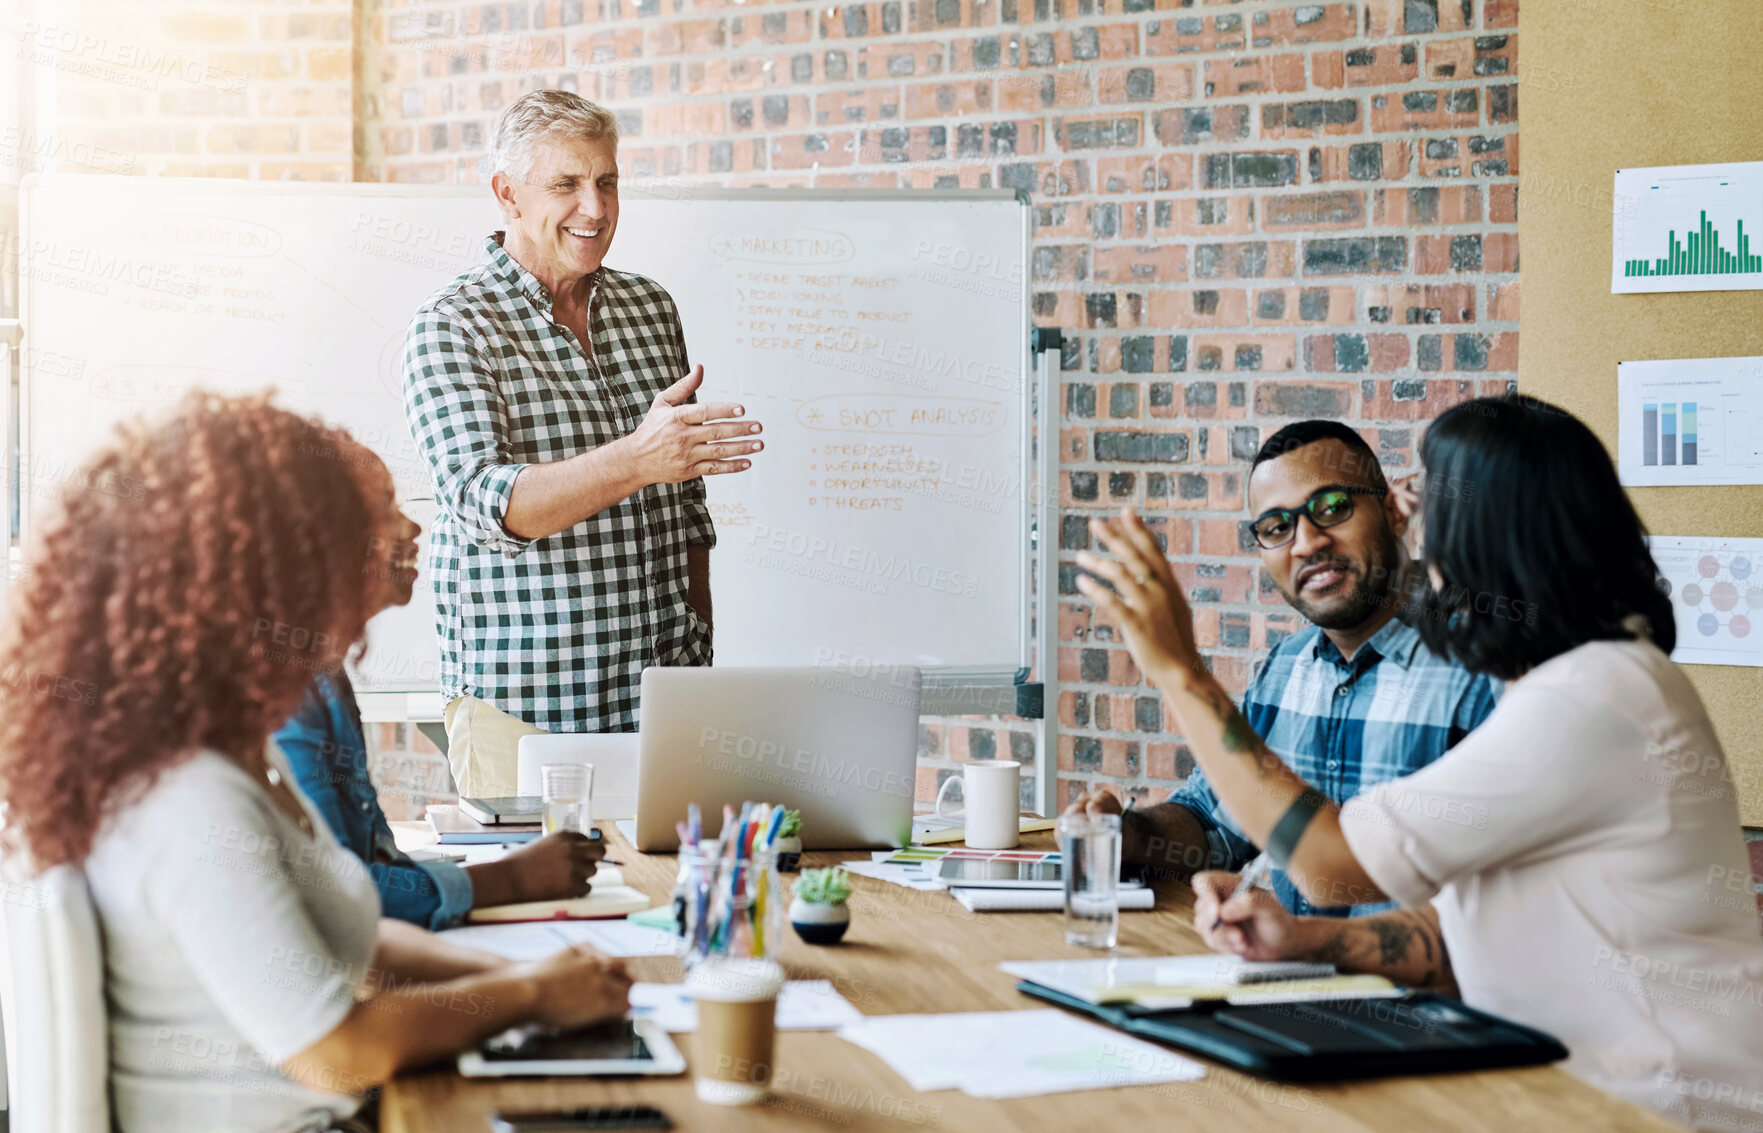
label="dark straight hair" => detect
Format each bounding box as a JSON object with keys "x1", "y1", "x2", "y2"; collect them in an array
[{"x1": 1413, "y1": 394, "x2": 1675, "y2": 680}]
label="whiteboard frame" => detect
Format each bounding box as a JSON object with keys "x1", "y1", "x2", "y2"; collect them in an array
[{"x1": 15, "y1": 177, "x2": 1042, "y2": 709}]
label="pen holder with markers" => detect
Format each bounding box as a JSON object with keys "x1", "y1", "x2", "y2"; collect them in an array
[{"x1": 682, "y1": 848, "x2": 784, "y2": 968}]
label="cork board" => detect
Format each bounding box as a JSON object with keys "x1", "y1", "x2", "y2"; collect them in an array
[{"x1": 1519, "y1": 0, "x2": 1763, "y2": 823}]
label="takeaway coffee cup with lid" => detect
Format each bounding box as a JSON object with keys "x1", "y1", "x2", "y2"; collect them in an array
[{"x1": 686, "y1": 957, "x2": 785, "y2": 1105}]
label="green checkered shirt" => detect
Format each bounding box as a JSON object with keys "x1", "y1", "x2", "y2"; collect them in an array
[{"x1": 402, "y1": 234, "x2": 715, "y2": 733}]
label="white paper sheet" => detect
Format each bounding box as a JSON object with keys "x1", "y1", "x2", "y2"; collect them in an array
[
  {"x1": 437, "y1": 920, "x2": 614, "y2": 961},
  {"x1": 628, "y1": 980, "x2": 864, "y2": 1032},
  {"x1": 837, "y1": 1010, "x2": 1204, "y2": 1098},
  {"x1": 841, "y1": 856, "x2": 947, "y2": 892},
  {"x1": 570, "y1": 921, "x2": 685, "y2": 957},
  {"x1": 437, "y1": 916, "x2": 680, "y2": 960},
  {"x1": 1618, "y1": 356, "x2": 1763, "y2": 486},
  {"x1": 1649, "y1": 535, "x2": 1763, "y2": 666}
]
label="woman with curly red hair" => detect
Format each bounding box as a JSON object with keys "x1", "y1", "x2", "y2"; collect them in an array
[{"x1": 0, "y1": 393, "x2": 630, "y2": 1133}]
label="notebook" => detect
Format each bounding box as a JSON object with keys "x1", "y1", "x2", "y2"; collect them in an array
[
  {"x1": 999, "y1": 955, "x2": 1381, "y2": 1008},
  {"x1": 910, "y1": 814, "x2": 1058, "y2": 845},
  {"x1": 427, "y1": 804, "x2": 543, "y2": 845},
  {"x1": 468, "y1": 868, "x2": 653, "y2": 923},
  {"x1": 459, "y1": 795, "x2": 544, "y2": 825}
]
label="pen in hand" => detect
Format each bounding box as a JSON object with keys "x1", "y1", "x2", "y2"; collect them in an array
[{"x1": 1210, "y1": 851, "x2": 1273, "y2": 931}]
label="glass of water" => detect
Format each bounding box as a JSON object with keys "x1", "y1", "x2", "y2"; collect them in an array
[
  {"x1": 540, "y1": 762, "x2": 594, "y2": 836},
  {"x1": 1058, "y1": 811, "x2": 1121, "y2": 948}
]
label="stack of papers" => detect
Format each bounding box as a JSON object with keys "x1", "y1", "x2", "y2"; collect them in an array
[
  {"x1": 629, "y1": 980, "x2": 864, "y2": 1032},
  {"x1": 837, "y1": 1010, "x2": 1204, "y2": 1098},
  {"x1": 1000, "y1": 955, "x2": 1397, "y2": 1008}
]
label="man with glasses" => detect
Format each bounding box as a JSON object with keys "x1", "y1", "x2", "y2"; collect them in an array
[{"x1": 1065, "y1": 419, "x2": 1499, "y2": 918}]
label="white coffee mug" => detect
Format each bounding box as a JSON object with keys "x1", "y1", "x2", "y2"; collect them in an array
[{"x1": 935, "y1": 760, "x2": 1021, "y2": 849}]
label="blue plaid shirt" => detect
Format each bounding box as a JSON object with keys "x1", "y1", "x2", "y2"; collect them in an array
[{"x1": 1170, "y1": 617, "x2": 1500, "y2": 918}]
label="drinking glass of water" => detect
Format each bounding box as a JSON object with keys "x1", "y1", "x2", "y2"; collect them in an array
[
  {"x1": 1058, "y1": 811, "x2": 1121, "y2": 948},
  {"x1": 540, "y1": 762, "x2": 593, "y2": 836}
]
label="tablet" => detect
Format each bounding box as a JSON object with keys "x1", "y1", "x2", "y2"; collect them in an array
[
  {"x1": 936, "y1": 858, "x2": 1064, "y2": 887},
  {"x1": 458, "y1": 1018, "x2": 686, "y2": 1078},
  {"x1": 934, "y1": 859, "x2": 1147, "y2": 889}
]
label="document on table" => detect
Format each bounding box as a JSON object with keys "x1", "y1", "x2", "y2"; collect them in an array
[
  {"x1": 628, "y1": 981, "x2": 864, "y2": 1032},
  {"x1": 841, "y1": 852, "x2": 947, "y2": 892},
  {"x1": 838, "y1": 1010, "x2": 1203, "y2": 1098},
  {"x1": 438, "y1": 918, "x2": 682, "y2": 960}
]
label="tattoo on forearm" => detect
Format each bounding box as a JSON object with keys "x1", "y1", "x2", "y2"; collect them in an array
[
  {"x1": 1410, "y1": 913, "x2": 1436, "y2": 963},
  {"x1": 1194, "y1": 681, "x2": 1259, "y2": 755},
  {"x1": 1221, "y1": 709, "x2": 1256, "y2": 753},
  {"x1": 1372, "y1": 918, "x2": 1418, "y2": 966},
  {"x1": 1311, "y1": 910, "x2": 1455, "y2": 993},
  {"x1": 1310, "y1": 930, "x2": 1352, "y2": 967}
]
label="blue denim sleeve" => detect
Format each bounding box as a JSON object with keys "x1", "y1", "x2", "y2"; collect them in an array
[
  {"x1": 369, "y1": 824, "x2": 473, "y2": 930},
  {"x1": 273, "y1": 706, "x2": 362, "y2": 859}
]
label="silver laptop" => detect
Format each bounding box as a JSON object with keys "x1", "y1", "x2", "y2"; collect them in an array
[{"x1": 634, "y1": 666, "x2": 922, "y2": 852}]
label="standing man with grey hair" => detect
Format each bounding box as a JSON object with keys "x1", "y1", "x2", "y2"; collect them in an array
[{"x1": 404, "y1": 89, "x2": 764, "y2": 797}]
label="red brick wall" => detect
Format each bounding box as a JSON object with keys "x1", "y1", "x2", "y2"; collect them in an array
[
  {"x1": 357, "y1": 0, "x2": 1521, "y2": 808},
  {"x1": 12, "y1": 1, "x2": 355, "y2": 181}
]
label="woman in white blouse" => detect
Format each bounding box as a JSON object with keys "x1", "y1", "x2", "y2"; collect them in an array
[
  {"x1": 1076, "y1": 394, "x2": 1763, "y2": 1131},
  {"x1": 0, "y1": 394, "x2": 630, "y2": 1133}
]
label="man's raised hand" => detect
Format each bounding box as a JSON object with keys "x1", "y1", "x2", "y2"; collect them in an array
[{"x1": 625, "y1": 365, "x2": 763, "y2": 485}]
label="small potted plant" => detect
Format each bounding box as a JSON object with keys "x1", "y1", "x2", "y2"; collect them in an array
[
  {"x1": 773, "y1": 808, "x2": 803, "y2": 872},
  {"x1": 789, "y1": 867, "x2": 852, "y2": 945}
]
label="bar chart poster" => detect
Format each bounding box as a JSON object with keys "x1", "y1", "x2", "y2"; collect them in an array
[
  {"x1": 1650, "y1": 536, "x2": 1763, "y2": 667},
  {"x1": 1618, "y1": 356, "x2": 1763, "y2": 486},
  {"x1": 1612, "y1": 162, "x2": 1763, "y2": 293}
]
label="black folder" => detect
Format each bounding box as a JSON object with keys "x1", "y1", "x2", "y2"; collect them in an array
[{"x1": 1017, "y1": 981, "x2": 1569, "y2": 1081}]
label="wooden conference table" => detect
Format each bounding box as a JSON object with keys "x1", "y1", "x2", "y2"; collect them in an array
[{"x1": 381, "y1": 825, "x2": 1673, "y2": 1133}]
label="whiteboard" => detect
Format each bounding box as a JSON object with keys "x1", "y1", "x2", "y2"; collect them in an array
[{"x1": 18, "y1": 177, "x2": 1031, "y2": 693}]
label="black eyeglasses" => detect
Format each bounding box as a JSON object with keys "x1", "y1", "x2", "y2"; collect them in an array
[{"x1": 1248, "y1": 486, "x2": 1387, "y2": 550}]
